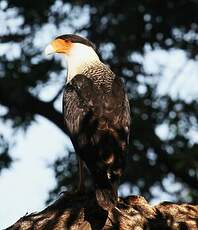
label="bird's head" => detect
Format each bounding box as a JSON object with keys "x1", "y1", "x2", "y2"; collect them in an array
[
  {"x1": 45, "y1": 34, "x2": 100, "y2": 82},
  {"x1": 45, "y1": 34, "x2": 96, "y2": 56}
]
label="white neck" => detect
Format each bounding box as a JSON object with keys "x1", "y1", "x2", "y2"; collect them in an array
[{"x1": 65, "y1": 43, "x2": 100, "y2": 83}]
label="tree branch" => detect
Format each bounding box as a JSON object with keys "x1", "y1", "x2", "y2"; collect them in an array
[
  {"x1": 0, "y1": 78, "x2": 68, "y2": 135},
  {"x1": 50, "y1": 85, "x2": 65, "y2": 104},
  {"x1": 5, "y1": 193, "x2": 198, "y2": 230}
]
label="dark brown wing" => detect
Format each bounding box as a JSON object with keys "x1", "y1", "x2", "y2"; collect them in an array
[{"x1": 63, "y1": 74, "x2": 130, "y2": 210}]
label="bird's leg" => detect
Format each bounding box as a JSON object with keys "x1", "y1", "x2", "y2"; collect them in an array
[
  {"x1": 60, "y1": 157, "x2": 85, "y2": 198},
  {"x1": 77, "y1": 157, "x2": 85, "y2": 193}
]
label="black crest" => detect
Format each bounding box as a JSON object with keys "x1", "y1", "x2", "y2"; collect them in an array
[{"x1": 56, "y1": 34, "x2": 96, "y2": 51}]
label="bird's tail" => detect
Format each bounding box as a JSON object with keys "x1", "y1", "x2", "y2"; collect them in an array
[
  {"x1": 95, "y1": 185, "x2": 117, "y2": 211},
  {"x1": 94, "y1": 172, "x2": 118, "y2": 211}
]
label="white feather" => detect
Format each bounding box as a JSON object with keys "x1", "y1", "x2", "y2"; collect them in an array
[{"x1": 65, "y1": 43, "x2": 100, "y2": 83}]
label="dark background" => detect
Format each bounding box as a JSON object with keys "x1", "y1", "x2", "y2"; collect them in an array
[{"x1": 0, "y1": 0, "x2": 198, "y2": 209}]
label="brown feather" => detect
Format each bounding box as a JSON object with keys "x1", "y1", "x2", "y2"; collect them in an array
[{"x1": 63, "y1": 67, "x2": 130, "y2": 210}]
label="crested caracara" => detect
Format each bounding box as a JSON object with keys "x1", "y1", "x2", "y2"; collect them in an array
[{"x1": 45, "y1": 34, "x2": 130, "y2": 210}]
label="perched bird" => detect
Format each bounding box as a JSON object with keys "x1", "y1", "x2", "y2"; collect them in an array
[{"x1": 45, "y1": 34, "x2": 130, "y2": 210}]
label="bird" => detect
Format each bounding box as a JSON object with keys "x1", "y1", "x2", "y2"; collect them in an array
[{"x1": 45, "y1": 34, "x2": 130, "y2": 211}]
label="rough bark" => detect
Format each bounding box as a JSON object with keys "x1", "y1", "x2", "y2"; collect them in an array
[{"x1": 5, "y1": 192, "x2": 198, "y2": 230}]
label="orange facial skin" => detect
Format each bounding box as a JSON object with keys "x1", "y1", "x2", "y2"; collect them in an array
[{"x1": 51, "y1": 38, "x2": 73, "y2": 54}]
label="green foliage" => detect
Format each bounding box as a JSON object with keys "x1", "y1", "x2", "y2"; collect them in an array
[{"x1": 0, "y1": 0, "x2": 197, "y2": 203}]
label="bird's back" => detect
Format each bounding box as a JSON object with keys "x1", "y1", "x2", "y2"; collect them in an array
[{"x1": 63, "y1": 64, "x2": 130, "y2": 210}]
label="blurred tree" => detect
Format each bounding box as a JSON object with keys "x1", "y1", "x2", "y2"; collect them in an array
[
  {"x1": 0, "y1": 135, "x2": 12, "y2": 172},
  {"x1": 0, "y1": 0, "x2": 197, "y2": 203}
]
